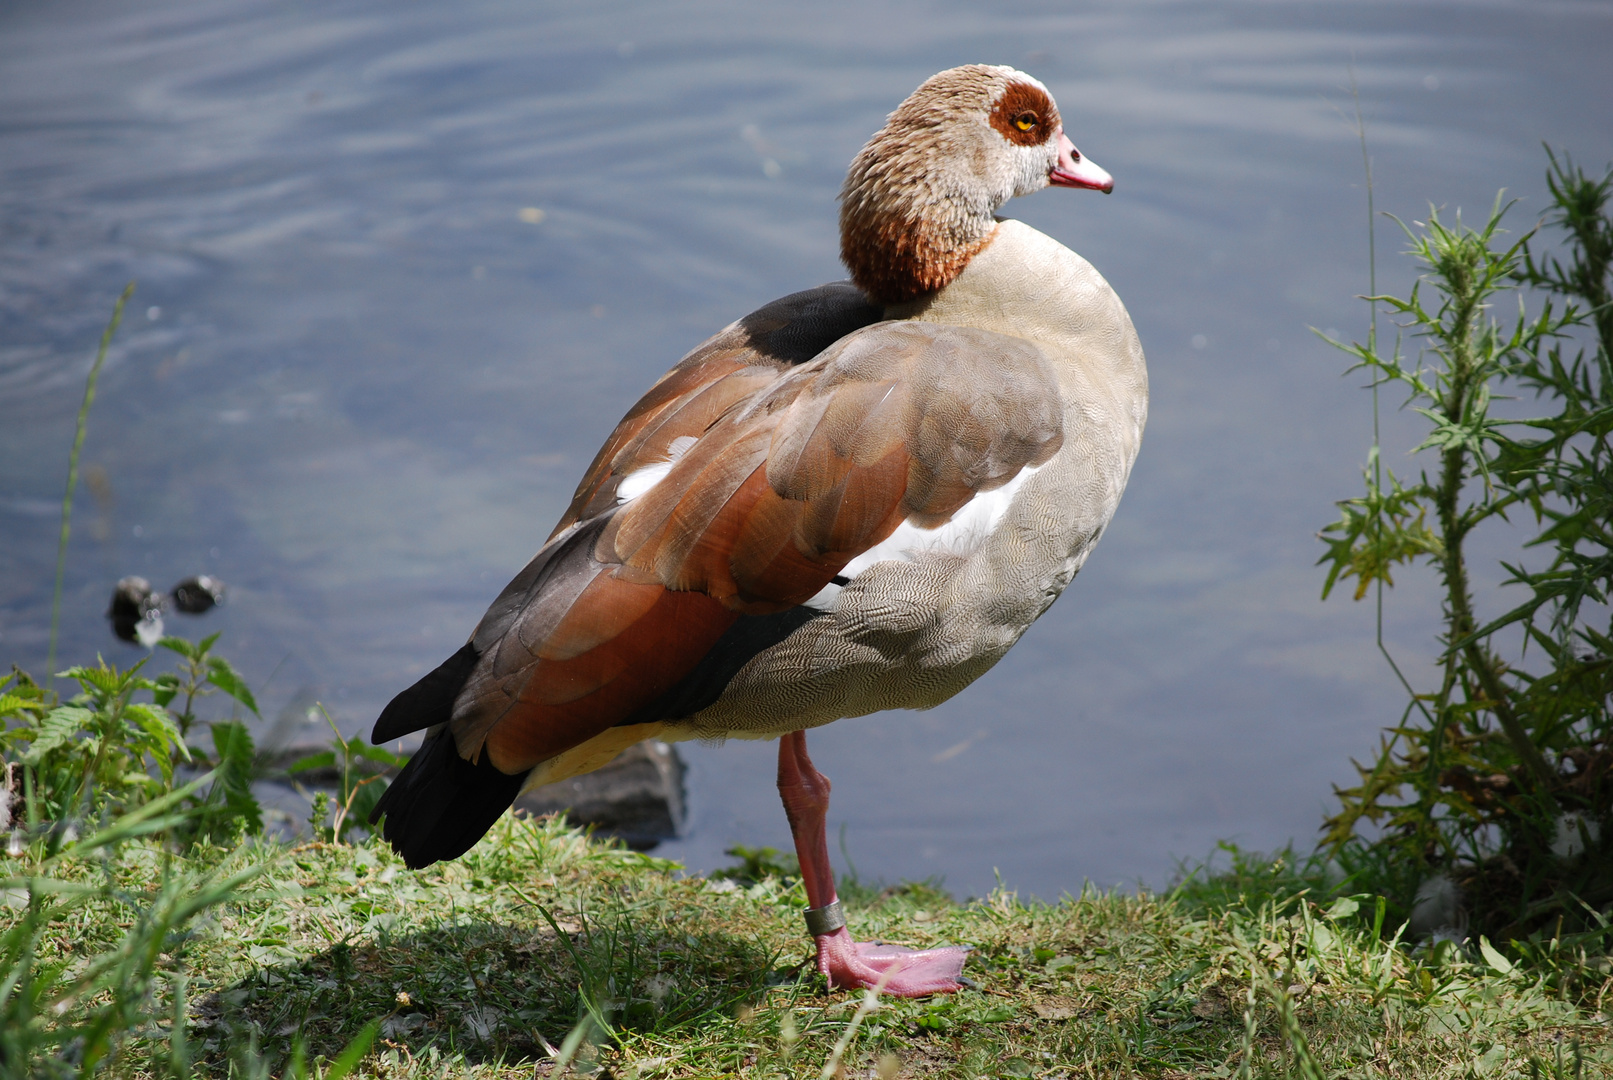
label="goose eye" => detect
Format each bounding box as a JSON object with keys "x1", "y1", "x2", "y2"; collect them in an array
[{"x1": 1013, "y1": 112, "x2": 1038, "y2": 132}]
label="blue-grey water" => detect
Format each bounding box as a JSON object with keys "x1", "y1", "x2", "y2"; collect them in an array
[{"x1": 2, "y1": 0, "x2": 1609, "y2": 899}]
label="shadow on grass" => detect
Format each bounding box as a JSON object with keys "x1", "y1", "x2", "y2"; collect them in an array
[{"x1": 196, "y1": 907, "x2": 792, "y2": 1069}]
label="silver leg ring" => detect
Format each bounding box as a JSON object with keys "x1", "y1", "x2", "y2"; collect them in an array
[{"x1": 803, "y1": 900, "x2": 846, "y2": 937}]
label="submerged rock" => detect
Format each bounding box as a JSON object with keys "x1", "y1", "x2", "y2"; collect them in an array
[
  {"x1": 514, "y1": 740, "x2": 686, "y2": 850},
  {"x1": 253, "y1": 738, "x2": 686, "y2": 850},
  {"x1": 108, "y1": 573, "x2": 226, "y2": 645},
  {"x1": 108, "y1": 575, "x2": 164, "y2": 646},
  {"x1": 172, "y1": 574, "x2": 226, "y2": 613}
]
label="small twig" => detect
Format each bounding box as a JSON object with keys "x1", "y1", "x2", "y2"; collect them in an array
[{"x1": 331, "y1": 774, "x2": 384, "y2": 843}]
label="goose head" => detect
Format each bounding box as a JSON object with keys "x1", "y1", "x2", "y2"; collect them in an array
[{"x1": 839, "y1": 65, "x2": 1112, "y2": 305}]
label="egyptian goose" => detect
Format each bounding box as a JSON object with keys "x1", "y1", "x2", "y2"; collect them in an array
[{"x1": 371, "y1": 65, "x2": 1147, "y2": 998}]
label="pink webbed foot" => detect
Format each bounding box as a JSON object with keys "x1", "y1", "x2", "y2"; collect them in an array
[
  {"x1": 815, "y1": 927, "x2": 968, "y2": 997},
  {"x1": 777, "y1": 732, "x2": 967, "y2": 997}
]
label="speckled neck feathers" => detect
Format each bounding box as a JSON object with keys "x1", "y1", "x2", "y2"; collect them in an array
[{"x1": 839, "y1": 65, "x2": 1062, "y2": 305}]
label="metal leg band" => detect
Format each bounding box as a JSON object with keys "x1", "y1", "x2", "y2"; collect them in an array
[{"x1": 803, "y1": 899, "x2": 846, "y2": 937}]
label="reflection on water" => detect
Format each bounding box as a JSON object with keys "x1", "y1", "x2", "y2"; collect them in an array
[{"x1": 1, "y1": 0, "x2": 1609, "y2": 898}]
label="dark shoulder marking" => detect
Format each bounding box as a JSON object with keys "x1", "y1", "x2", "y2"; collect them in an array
[{"x1": 736, "y1": 281, "x2": 884, "y2": 366}]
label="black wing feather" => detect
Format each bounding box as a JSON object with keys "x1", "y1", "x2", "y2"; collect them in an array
[
  {"x1": 368, "y1": 726, "x2": 526, "y2": 868},
  {"x1": 372, "y1": 642, "x2": 480, "y2": 745}
]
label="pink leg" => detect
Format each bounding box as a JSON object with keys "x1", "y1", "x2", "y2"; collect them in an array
[{"x1": 776, "y1": 730, "x2": 967, "y2": 997}]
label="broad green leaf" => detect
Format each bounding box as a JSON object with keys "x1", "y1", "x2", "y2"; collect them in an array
[
  {"x1": 123, "y1": 703, "x2": 189, "y2": 779},
  {"x1": 125, "y1": 702, "x2": 183, "y2": 743},
  {"x1": 1310, "y1": 921, "x2": 1337, "y2": 952},
  {"x1": 158, "y1": 636, "x2": 199, "y2": 661},
  {"x1": 151, "y1": 672, "x2": 181, "y2": 708},
  {"x1": 1325, "y1": 896, "x2": 1360, "y2": 920},
  {"x1": 60, "y1": 663, "x2": 121, "y2": 698},
  {"x1": 287, "y1": 751, "x2": 336, "y2": 773},
  {"x1": 1478, "y1": 936, "x2": 1514, "y2": 975},
  {"x1": 350, "y1": 740, "x2": 408, "y2": 767},
  {"x1": 24, "y1": 706, "x2": 93, "y2": 764},
  {"x1": 205, "y1": 657, "x2": 259, "y2": 715}
]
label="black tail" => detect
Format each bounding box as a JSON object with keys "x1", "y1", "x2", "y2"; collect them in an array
[
  {"x1": 373, "y1": 641, "x2": 480, "y2": 745},
  {"x1": 369, "y1": 726, "x2": 527, "y2": 868},
  {"x1": 368, "y1": 641, "x2": 525, "y2": 868}
]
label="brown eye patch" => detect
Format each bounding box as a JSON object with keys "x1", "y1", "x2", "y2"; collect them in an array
[{"x1": 988, "y1": 81, "x2": 1059, "y2": 147}]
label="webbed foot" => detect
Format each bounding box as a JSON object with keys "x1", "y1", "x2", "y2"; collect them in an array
[{"x1": 816, "y1": 928, "x2": 968, "y2": 997}]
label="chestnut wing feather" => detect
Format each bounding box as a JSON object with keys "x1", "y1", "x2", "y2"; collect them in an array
[
  {"x1": 440, "y1": 319, "x2": 1064, "y2": 776},
  {"x1": 597, "y1": 322, "x2": 1064, "y2": 609}
]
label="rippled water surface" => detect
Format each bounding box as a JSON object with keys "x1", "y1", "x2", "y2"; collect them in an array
[{"x1": 3, "y1": 0, "x2": 1610, "y2": 897}]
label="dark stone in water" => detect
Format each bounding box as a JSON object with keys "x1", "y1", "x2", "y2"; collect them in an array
[
  {"x1": 108, "y1": 573, "x2": 223, "y2": 644},
  {"x1": 172, "y1": 574, "x2": 226, "y2": 613},
  {"x1": 514, "y1": 740, "x2": 686, "y2": 850},
  {"x1": 255, "y1": 738, "x2": 686, "y2": 850},
  {"x1": 108, "y1": 575, "x2": 156, "y2": 621},
  {"x1": 108, "y1": 575, "x2": 164, "y2": 644}
]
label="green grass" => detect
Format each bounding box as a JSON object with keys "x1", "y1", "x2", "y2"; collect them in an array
[{"x1": 15, "y1": 814, "x2": 1609, "y2": 1079}]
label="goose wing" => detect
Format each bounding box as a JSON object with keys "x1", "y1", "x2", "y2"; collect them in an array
[{"x1": 375, "y1": 317, "x2": 1063, "y2": 779}]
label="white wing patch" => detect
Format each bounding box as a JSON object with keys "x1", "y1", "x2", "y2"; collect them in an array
[
  {"x1": 802, "y1": 464, "x2": 1041, "y2": 611},
  {"x1": 616, "y1": 435, "x2": 699, "y2": 503}
]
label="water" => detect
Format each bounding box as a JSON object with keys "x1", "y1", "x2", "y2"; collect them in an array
[{"x1": 2, "y1": 0, "x2": 1609, "y2": 899}]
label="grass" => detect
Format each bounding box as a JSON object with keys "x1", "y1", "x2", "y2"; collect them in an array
[{"x1": 14, "y1": 814, "x2": 1609, "y2": 1079}]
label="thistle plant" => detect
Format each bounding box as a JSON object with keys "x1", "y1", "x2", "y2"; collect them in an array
[{"x1": 1318, "y1": 155, "x2": 1613, "y2": 939}]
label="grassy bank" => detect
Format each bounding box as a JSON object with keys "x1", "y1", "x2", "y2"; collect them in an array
[{"x1": 13, "y1": 813, "x2": 1609, "y2": 1079}]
